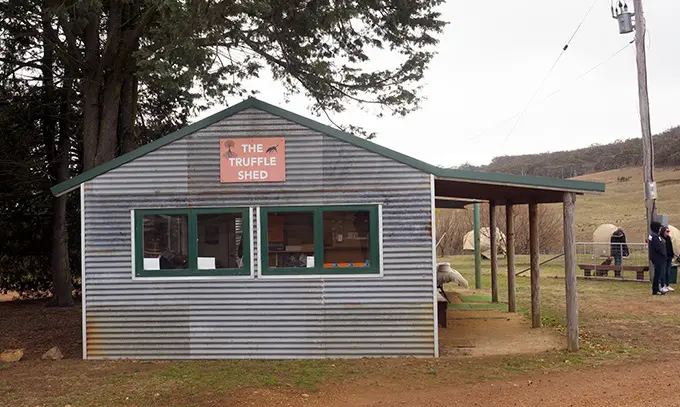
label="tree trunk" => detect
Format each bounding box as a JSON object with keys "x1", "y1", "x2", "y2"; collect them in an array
[
  {"x1": 44, "y1": 9, "x2": 74, "y2": 306},
  {"x1": 50, "y1": 189, "x2": 73, "y2": 306},
  {"x1": 82, "y1": 11, "x2": 102, "y2": 171},
  {"x1": 95, "y1": 76, "x2": 122, "y2": 165},
  {"x1": 118, "y1": 2, "x2": 139, "y2": 154},
  {"x1": 118, "y1": 65, "x2": 138, "y2": 153}
]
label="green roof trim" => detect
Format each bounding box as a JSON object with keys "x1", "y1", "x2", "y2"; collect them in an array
[{"x1": 51, "y1": 97, "x2": 606, "y2": 196}]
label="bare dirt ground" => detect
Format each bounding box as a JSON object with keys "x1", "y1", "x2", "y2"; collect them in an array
[
  {"x1": 235, "y1": 358, "x2": 679, "y2": 407},
  {"x1": 0, "y1": 299, "x2": 81, "y2": 360},
  {"x1": 439, "y1": 309, "x2": 562, "y2": 357}
]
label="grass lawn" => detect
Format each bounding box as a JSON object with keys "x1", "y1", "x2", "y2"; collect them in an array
[{"x1": 440, "y1": 254, "x2": 668, "y2": 357}]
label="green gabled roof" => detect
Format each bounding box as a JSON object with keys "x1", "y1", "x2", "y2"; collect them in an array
[{"x1": 51, "y1": 97, "x2": 606, "y2": 197}]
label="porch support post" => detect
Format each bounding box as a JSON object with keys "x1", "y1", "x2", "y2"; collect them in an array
[
  {"x1": 489, "y1": 201, "x2": 499, "y2": 303},
  {"x1": 473, "y1": 202, "x2": 482, "y2": 289},
  {"x1": 529, "y1": 203, "x2": 541, "y2": 328},
  {"x1": 563, "y1": 192, "x2": 579, "y2": 351},
  {"x1": 506, "y1": 203, "x2": 516, "y2": 312}
]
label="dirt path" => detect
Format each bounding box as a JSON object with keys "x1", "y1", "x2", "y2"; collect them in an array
[
  {"x1": 242, "y1": 358, "x2": 676, "y2": 407},
  {"x1": 439, "y1": 309, "x2": 562, "y2": 357}
]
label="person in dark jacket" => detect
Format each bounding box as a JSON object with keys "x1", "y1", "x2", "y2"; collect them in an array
[
  {"x1": 662, "y1": 227, "x2": 676, "y2": 293},
  {"x1": 649, "y1": 221, "x2": 667, "y2": 295},
  {"x1": 610, "y1": 228, "x2": 629, "y2": 267}
]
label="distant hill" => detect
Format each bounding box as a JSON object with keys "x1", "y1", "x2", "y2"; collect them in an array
[
  {"x1": 575, "y1": 167, "x2": 680, "y2": 242},
  {"x1": 458, "y1": 126, "x2": 680, "y2": 179}
]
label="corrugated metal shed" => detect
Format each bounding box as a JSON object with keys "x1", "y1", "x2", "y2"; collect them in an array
[{"x1": 82, "y1": 108, "x2": 436, "y2": 359}]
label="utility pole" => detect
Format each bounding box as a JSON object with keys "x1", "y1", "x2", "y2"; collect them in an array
[
  {"x1": 613, "y1": 0, "x2": 656, "y2": 280},
  {"x1": 632, "y1": 0, "x2": 657, "y2": 237}
]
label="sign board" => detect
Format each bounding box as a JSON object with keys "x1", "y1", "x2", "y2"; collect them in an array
[{"x1": 220, "y1": 138, "x2": 285, "y2": 183}]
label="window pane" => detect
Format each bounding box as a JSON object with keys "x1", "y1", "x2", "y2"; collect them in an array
[
  {"x1": 323, "y1": 211, "x2": 371, "y2": 268},
  {"x1": 267, "y1": 212, "x2": 314, "y2": 268},
  {"x1": 197, "y1": 213, "x2": 244, "y2": 269},
  {"x1": 143, "y1": 214, "x2": 189, "y2": 270}
]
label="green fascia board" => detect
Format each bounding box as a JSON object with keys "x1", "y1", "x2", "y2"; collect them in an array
[
  {"x1": 434, "y1": 167, "x2": 605, "y2": 193},
  {"x1": 51, "y1": 97, "x2": 606, "y2": 196}
]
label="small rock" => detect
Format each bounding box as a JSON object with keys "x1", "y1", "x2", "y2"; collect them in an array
[
  {"x1": 154, "y1": 393, "x2": 160, "y2": 398},
  {"x1": 42, "y1": 347, "x2": 64, "y2": 361},
  {"x1": 302, "y1": 394, "x2": 309, "y2": 398},
  {"x1": 0, "y1": 349, "x2": 24, "y2": 363},
  {"x1": 65, "y1": 405, "x2": 72, "y2": 407}
]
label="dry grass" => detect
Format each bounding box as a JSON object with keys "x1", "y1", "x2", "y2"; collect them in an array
[
  {"x1": 574, "y1": 166, "x2": 680, "y2": 242},
  {"x1": 439, "y1": 254, "x2": 678, "y2": 358}
]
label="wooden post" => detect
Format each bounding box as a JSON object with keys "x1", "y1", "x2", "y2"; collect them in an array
[
  {"x1": 529, "y1": 203, "x2": 541, "y2": 328},
  {"x1": 506, "y1": 203, "x2": 516, "y2": 312},
  {"x1": 563, "y1": 192, "x2": 579, "y2": 351},
  {"x1": 632, "y1": 0, "x2": 657, "y2": 282},
  {"x1": 489, "y1": 201, "x2": 499, "y2": 303}
]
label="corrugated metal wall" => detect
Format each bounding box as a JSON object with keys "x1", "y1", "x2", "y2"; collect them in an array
[{"x1": 83, "y1": 108, "x2": 435, "y2": 359}]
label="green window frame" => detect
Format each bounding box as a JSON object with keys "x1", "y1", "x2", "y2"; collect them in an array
[
  {"x1": 134, "y1": 208, "x2": 251, "y2": 277},
  {"x1": 260, "y1": 205, "x2": 380, "y2": 276}
]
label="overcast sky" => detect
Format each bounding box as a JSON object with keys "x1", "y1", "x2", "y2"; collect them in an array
[{"x1": 196, "y1": 0, "x2": 680, "y2": 167}]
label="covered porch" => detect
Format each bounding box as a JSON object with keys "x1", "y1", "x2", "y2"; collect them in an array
[{"x1": 433, "y1": 172, "x2": 605, "y2": 352}]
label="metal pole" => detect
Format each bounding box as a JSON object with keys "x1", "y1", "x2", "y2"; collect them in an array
[
  {"x1": 632, "y1": 0, "x2": 657, "y2": 281},
  {"x1": 473, "y1": 202, "x2": 481, "y2": 289},
  {"x1": 506, "y1": 203, "x2": 516, "y2": 312},
  {"x1": 489, "y1": 201, "x2": 499, "y2": 302}
]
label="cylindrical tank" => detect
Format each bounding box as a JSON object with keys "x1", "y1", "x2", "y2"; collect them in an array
[{"x1": 593, "y1": 224, "x2": 619, "y2": 257}]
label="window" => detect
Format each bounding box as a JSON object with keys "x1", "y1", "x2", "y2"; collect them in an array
[
  {"x1": 141, "y1": 214, "x2": 189, "y2": 270},
  {"x1": 260, "y1": 206, "x2": 380, "y2": 275},
  {"x1": 134, "y1": 208, "x2": 250, "y2": 277}
]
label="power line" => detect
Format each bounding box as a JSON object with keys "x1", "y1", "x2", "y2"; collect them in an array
[
  {"x1": 500, "y1": 0, "x2": 601, "y2": 145},
  {"x1": 466, "y1": 40, "x2": 634, "y2": 141}
]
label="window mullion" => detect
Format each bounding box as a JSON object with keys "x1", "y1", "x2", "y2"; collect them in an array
[
  {"x1": 314, "y1": 208, "x2": 324, "y2": 272},
  {"x1": 188, "y1": 209, "x2": 198, "y2": 274},
  {"x1": 260, "y1": 209, "x2": 269, "y2": 274},
  {"x1": 134, "y1": 211, "x2": 144, "y2": 276},
  {"x1": 370, "y1": 206, "x2": 380, "y2": 271},
  {"x1": 242, "y1": 208, "x2": 251, "y2": 272}
]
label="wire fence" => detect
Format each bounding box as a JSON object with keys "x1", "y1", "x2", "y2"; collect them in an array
[
  {"x1": 439, "y1": 243, "x2": 653, "y2": 282},
  {"x1": 576, "y1": 242, "x2": 649, "y2": 281}
]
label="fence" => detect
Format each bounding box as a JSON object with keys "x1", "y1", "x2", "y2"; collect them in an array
[{"x1": 576, "y1": 242, "x2": 650, "y2": 281}]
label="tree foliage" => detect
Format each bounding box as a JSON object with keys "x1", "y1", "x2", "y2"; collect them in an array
[{"x1": 0, "y1": 0, "x2": 446, "y2": 300}]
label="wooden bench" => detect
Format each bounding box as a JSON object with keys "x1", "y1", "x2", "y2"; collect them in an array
[{"x1": 577, "y1": 264, "x2": 649, "y2": 280}]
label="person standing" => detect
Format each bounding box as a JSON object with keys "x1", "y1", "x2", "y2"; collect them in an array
[
  {"x1": 662, "y1": 227, "x2": 676, "y2": 293},
  {"x1": 610, "y1": 228, "x2": 629, "y2": 267},
  {"x1": 649, "y1": 221, "x2": 667, "y2": 295}
]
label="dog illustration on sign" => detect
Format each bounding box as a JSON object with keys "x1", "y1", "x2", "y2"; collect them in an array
[{"x1": 266, "y1": 144, "x2": 279, "y2": 155}]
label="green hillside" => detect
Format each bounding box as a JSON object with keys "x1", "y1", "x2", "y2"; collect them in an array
[{"x1": 458, "y1": 126, "x2": 680, "y2": 179}]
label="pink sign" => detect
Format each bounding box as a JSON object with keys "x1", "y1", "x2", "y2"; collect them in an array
[{"x1": 220, "y1": 138, "x2": 286, "y2": 183}]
